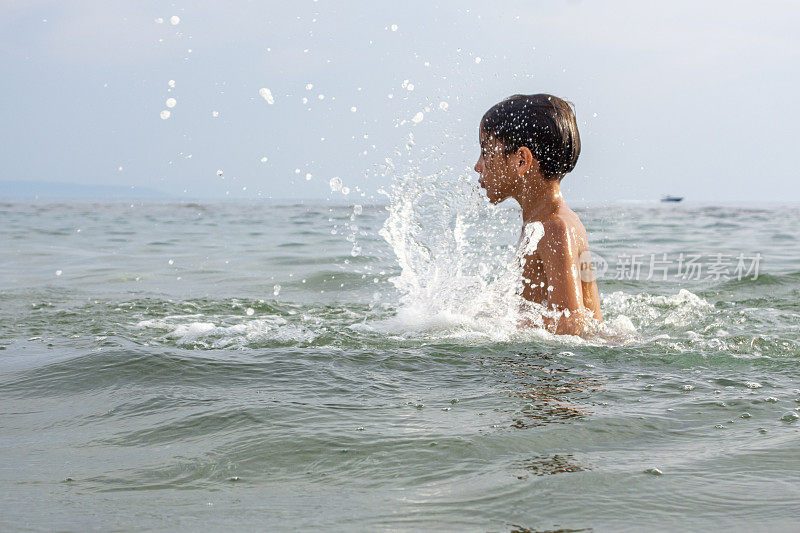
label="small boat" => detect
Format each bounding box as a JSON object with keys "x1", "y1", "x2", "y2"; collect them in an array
[{"x1": 661, "y1": 195, "x2": 684, "y2": 202}]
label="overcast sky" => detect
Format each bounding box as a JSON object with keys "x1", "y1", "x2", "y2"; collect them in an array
[{"x1": 2, "y1": 1, "x2": 799, "y2": 202}]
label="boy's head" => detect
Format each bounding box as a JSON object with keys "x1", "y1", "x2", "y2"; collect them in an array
[{"x1": 475, "y1": 94, "x2": 581, "y2": 203}]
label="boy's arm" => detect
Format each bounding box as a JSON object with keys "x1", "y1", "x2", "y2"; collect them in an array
[{"x1": 537, "y1": 219, "x2": 586, "y2": 335}]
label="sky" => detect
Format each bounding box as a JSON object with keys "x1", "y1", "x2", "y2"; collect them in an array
[{"x1": 2, "y1": 0, "x2": 799, "y2": 202}]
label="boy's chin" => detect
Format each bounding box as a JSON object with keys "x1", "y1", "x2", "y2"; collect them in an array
[{"x1": 486, "y1": 192, "x2": 507, "y2": 205}]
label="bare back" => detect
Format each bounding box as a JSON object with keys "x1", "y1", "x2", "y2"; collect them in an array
[{"x1": 520, "y1": 207, "x2": 602, "y2": 322}]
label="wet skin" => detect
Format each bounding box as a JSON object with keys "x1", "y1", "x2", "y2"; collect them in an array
[{"x1": 475, "y1": 130, "x2": 602, "y2": 335}]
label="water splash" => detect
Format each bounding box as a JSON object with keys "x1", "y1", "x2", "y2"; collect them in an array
[
  {"x1": 377, "y1": 164, "x2": 551, "y2": 341},
  {"x1": 373, "y1": 158, "x2": 642, "y2": 343}
]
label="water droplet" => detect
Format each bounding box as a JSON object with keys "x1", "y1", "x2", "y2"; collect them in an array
[
  {"x1": 212, "y1": 110, "x2": 219, "y2": 118},
  {"x1": 166, "y1": 97, "x2": 176, "y2": 108},
  {"x1": 341, "y1": 186, "x2": 350, "y2": 195},
  {"x1": 350, "y1": 106, "x2": 357, "y2": 112},
  {"x1": 305, "y1": 173, "x2": 312, "y2": 180},
  {"x1": 390, "y1": 24, "x2": 398, "y2": 31},
  {"x1": 168, "y1": 80, "x2": 175, "y2": 88},
  {"x1": 245, "y1": 308, "x2": 254, "y2": 316},
  {"x1": 168, "y1": 259, "x2": 174, "y2": 265},
  {"x1": 329, "y1": 177, "x2": 342, "y2": 191},
  {"x1": 353, "y1": 204, "x2": 363, "y2": 215},
  {"x1": 260, "y1": 157, "x2": 268, "y2": 163},
  {"x1": 474, "y1": 56, "x2": 482, "y2": 64},
  {"x1": 305, "y1": 83, "x2": 313, "y2": 90},
  {"x1": 160, "y1": 110, "x2": 171, "y2": 120},
  {"x1": 170, "y1": 15, "x2": 180, "y2": 25},
  {"x1": 216, "y1": 169, "x2": 224, "y2": 177},
  {"x1": 439, "y1": 101, "x2": 449, "y2": 111},
  {"x1": 55, "y1": 270, "x2": 62, "y2": 276},
  {"x1": 273, "y1": 284, "x2": 281, "y2": 296},
  {"x1": 259, "y1": 88, "x2": 274, "y2": 104},
  {"x1": 412, "y1": 112, "x2": 424, "y2": 123}
]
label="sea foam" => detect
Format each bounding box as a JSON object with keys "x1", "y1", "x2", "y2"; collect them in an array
[{"x1": 137, "y1": 315, "x2": 319, "y2": 349}]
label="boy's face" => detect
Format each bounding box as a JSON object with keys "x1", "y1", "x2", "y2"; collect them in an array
[{"x1": 474, "y1": 129, "x2": 518, "y2": 204}]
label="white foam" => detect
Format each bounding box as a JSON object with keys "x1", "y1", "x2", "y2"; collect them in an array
[
  {"x1": 602, "y1": 289, "x2": 714, "y2": 329},
  {"x1": 137, "y1": 315, "x2": 318, "y2": 348}
]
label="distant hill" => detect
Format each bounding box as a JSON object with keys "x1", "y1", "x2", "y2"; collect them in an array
[{"x1": 0, "y1": 181, "x2": 173, "y2": 200}]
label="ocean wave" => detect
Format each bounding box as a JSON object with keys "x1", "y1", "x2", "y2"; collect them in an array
[{"x1": 137, "y1": 315, "x2": 320, "y2": 349}]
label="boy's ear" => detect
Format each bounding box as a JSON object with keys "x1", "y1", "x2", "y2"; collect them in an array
[{"x1": 516, "y1": 147, "x2": 534, "y2": 176}]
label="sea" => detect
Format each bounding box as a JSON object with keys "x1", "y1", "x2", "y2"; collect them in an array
[{"x1": 1, "y1": 179, "x2": 799, "y2": 531}]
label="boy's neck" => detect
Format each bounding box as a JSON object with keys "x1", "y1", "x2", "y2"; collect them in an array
[{"x1": 515, "y1": 175, "x2": 565, "y2": 224}]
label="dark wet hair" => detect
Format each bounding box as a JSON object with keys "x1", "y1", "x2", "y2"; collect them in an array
[{"x1": 481, "y1": 93, "x2": 581, "y2": 181}]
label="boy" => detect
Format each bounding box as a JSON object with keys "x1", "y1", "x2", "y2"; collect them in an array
[{"x1": 474, "y1": 94, "x2": 602, "y2": 335}]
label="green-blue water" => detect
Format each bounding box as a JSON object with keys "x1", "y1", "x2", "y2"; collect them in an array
[{"x1": 1, "y1": 198, "x2": 799, "y2": 531}]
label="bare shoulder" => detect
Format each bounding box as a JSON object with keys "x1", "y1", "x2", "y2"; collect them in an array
[
  {"x1": 548, "y1": 208, "x2": 587, "y2": 240},
  {"x1": 536, "y1": 209, "x2": 590, "y2": 263},
  {"x1": 540, "y1": 214, "x2": 569, "y2": 235},
  {"x1": 539, "y1": 213, "x2": 571, "y2": 246}
]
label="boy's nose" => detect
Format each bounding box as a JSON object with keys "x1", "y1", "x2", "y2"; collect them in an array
[{"x1": 474, "y1": 159, "x2": 482, "y2": 173}]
